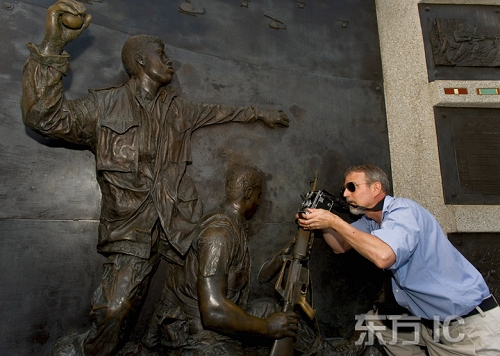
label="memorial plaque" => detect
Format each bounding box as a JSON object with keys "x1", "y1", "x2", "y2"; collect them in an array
[
  {"x1": 435, "y1": 107, "x2": 500, "y2": 204},
  {"x1": 448, "y1": 233, "x2": 500, "y2": 302},
  {"x1": 419, "y1": 4, "x2": 500, "y2": 81}
]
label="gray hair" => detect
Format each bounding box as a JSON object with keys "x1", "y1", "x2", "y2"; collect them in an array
[{"x1": 344, "y1": 164, "x2": 391, "y2": 193}]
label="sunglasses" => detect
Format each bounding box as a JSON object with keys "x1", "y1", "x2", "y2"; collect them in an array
[{"x1": 341, "y1": 182, "x2": 370, "y2": 194}]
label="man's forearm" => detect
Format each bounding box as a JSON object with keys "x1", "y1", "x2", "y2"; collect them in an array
[
  {"x1": 322, "y1": 228, "x2": 352, "y2": 253},
  {"x1": 330, "y1": 219, "x2": 395, "y2": 269},
  {"x1": 299, "y1": 209, "x2": 396, "y2": 268}
]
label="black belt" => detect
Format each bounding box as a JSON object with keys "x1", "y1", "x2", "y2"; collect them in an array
[{"x1": 463, "y1": 295, "x2": 498, "y2": 318}]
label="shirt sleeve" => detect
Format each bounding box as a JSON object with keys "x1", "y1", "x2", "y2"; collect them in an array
[
  {"x1": 351, "y1": 216, "x2": 373, "y2": 233},
  {"x1": 371, "y1": 203, "x2": 420, "y2": 270},
  {"x1": 172, "y1": 97, "x2": 258, "y2": 132},
  {"x1": 21, "y1": 43, "x2": 96, "y2": 145},
  {"x1": 197, "y1": 225, "x2": 235, "y2": 277}
]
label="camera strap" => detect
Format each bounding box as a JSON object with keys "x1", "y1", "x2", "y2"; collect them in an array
[{"x1": 352, "y1": 196, "x2": 385, "y2": 211}]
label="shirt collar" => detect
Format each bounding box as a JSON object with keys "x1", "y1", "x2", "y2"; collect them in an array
[
  {"x1": 380, "y1": 195, "x2": 393, "y2": 216},
  {"x1": 130, "y1": 78, "x2": 160, "y2": 102},
  {"x1": 370, "y1": 196, "x2": 386, "y2": 211}
]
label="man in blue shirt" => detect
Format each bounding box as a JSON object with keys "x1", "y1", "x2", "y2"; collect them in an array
[{"x1": 296, "y1": 164, "x2": 500, "y2": 355}]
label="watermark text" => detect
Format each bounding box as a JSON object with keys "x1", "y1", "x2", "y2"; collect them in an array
[{"x1": 354, "y1": 314, "x2": 465, "y2": 346}]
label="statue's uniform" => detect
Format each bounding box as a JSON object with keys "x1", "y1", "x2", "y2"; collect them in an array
[
  {"x1": 21, "y1": 43, "x2": 262, "y2": 356},
  {"x1": 142, "y1": 206, "x2": 251, "y2": 355}
]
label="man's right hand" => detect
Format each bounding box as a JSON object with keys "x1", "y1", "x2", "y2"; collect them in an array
[
  {"x1": 266, "y1": 311, "x2": 298, "y2": 339},
  {"x1": 40, "y1": 0, "x2": 91, "y2": 55}
]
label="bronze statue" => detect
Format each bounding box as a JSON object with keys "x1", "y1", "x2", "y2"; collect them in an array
[
  {"x1": 139, "y1": 167, "x2": 367, "y2": 356},
  {"x1": 20, "y1": 1, "x2": 289, "y2": 355},
  {"x1": 140, "y1": 164, "x2": 298, "y2": 355}
]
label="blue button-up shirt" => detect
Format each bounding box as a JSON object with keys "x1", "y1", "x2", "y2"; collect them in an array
[{"x1": 352, "y1": 195, "x2": 489, "y2": 321}]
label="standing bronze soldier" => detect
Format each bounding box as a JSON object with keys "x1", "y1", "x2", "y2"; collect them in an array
[{"x1": 20, "y1": 1, "x2": 289, "y2": 355}]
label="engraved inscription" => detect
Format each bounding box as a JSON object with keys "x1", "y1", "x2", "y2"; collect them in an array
[{"x1": 452, "y1": 117, "x2": 500, "y2": 195}]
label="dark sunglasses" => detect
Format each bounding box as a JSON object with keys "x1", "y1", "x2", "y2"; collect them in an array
[{"x1": 341, "y1": 182, "x2": 370, "y2": 194}]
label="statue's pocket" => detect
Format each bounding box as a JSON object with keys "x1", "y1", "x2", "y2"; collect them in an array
[{"x1": 96, "y1": 116, "x2": 139, "y2": 172}]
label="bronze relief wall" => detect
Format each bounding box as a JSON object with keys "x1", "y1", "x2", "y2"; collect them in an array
[
  {"x1": 419, "y1": 3, "x2": 500, "y2": 81},
  {"x1": 0, "y1": 1, "x2": 389, "y2": 354}
]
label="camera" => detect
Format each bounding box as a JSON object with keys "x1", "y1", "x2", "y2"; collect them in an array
[{"x1": 298, "y1": 189, "x2": 347, "y2": 214}]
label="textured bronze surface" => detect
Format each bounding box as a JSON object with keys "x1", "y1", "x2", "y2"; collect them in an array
[{"x1": 449, "y1": 233, "x2": 500, "y2": 302}]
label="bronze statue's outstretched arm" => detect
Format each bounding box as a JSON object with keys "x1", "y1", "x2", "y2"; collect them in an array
[{"x1": 255, "y1": 108, "x2": 290, "y2": 128}]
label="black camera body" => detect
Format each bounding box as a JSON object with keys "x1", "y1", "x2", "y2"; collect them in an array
[{"x1": 298, "y1": 189, "x2": 347, "y2": 214}]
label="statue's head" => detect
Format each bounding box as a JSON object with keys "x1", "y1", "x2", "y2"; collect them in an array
[
  {"x1": 225, "y1": 165, "x2": 262, "y2": 219},
  {"x1": 121, "y1": 34, "x2": 165, "y2": 78}
]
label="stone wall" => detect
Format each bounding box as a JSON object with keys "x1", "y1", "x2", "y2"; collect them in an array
[{"x1": 375, "y1": 0, "x2": 500, "y2": 232}]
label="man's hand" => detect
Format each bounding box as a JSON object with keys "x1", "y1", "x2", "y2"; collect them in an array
[
  {"x1": 40, "y1": 0, "x2": 92, "y2": 55},
  {"x1": 296, "y1": 208, "x2": 338, "y2": 231},
  {"x1": 257, "y1": 108, "x2": 290, "y2": 128},
  {"x1": 265, "y1": 311, "x2": 298, "y2": 339}
]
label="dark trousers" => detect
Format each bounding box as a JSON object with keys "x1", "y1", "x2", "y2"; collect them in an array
[{"x1": 83, "y1": 251, "x2": 160, "y2": 356}]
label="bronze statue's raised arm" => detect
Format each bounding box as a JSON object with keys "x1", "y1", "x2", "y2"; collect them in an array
[
  {"x1": 39, "y1": 0, "x2": 91, "y2": 55},
  {"x1": 21, "y1": 0, "x2": 94, "y2": 143}
]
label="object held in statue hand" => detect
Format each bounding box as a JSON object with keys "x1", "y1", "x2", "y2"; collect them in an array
[{"x1": 61, "y1": 13, "x2": 84, "y2": 29}]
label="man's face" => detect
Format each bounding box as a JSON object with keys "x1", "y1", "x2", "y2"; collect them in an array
[
  {"x1": 343, "y1": 172, "x2": 373, "y2": 215},
  {"x1": 245, "y1": 185, "x2": 262, "y2": 220},
  {"x1": 141, "y1": 42, "x2": 174, "y2": 85}
]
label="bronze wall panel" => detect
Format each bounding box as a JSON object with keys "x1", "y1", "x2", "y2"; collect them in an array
[
  {"x1": 0, "y1": 1, "x2": 388, "y2": 354},
  {"x1": 0, "y1": 220, "x2": 104, "y2": 355},
  {"x1": 448, "y1": 233, "x2": 500, "y2": 302},
  {"x1": 419, "y1": 3, "x2": 500, "y2": 81}
]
